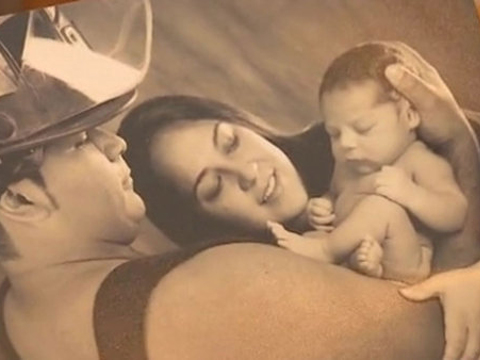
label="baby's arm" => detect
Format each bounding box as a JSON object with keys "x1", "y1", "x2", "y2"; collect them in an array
[{"x1": 375, "y1": 145, "x2": 467, "y2": 233}]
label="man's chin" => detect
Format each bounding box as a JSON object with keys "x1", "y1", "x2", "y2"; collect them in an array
[{"x1": 126, "y1": 195, "x2": 147, "y2": 221}]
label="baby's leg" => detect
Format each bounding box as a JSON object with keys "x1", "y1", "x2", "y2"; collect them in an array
[{"x1": 329, "y1": 195, "x2": 432, "y2": 283}]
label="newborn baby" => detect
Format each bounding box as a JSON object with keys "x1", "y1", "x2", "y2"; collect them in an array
[{"x1": 270, "y1": 42, "x2": 467, "y2": 283}]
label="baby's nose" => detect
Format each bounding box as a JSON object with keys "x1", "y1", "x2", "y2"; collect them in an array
[{"x1": 339, "y1": 130, "x2": 356, "y2": 149}]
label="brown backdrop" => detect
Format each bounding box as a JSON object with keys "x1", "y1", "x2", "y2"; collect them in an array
[{"x1": 136, "y1": 0, "x2": 480, "y2": 131}]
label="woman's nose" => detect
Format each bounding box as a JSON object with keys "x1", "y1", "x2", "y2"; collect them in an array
[
  {"x1": 89, "y1": 128, "x2": 127, "y2": 162},
  {"x1": 224, "y1": 161, "x2": 257, "y2": 191}
]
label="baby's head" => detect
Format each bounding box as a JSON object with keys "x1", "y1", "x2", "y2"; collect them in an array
[{"x1": 318, "y1": 42, "x2": 422, "y2": 174}]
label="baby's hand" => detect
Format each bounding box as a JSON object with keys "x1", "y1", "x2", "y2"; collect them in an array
[
  {"x1": 374, "y1": 166, "x2": 415, "y2": 206},
  {"x1": 267, "y1": 221, "x2": 333, "y2": 262},
  {"x1": 306, "y1": 197, "x2": 335, "y2": 231}
]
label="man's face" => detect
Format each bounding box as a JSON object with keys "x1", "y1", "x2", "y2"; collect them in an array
[
  {"x1": 321, "y1": 80, "x2": 416, "y2": 174},
  {"x1": 39, "y1": 128, "x2": 145, "y2": 243}
]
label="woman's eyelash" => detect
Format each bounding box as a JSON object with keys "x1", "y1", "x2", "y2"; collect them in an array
[
  {"x1": 206, "y1": 175, "x2": 223, "y2": 201},
  {"x1": 225, "y1": 135, "x2": 239, "y2": 153}
]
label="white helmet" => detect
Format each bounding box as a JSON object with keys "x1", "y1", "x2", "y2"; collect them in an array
[{"x1": 0, "y1": 0, "x2": 152, "y2": 155}]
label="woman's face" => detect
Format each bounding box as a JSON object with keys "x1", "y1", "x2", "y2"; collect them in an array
[{"x1": 149, "y1": 119, "x2": 308, "y2": 231}]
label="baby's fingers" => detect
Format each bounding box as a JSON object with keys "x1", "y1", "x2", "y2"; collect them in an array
[
  {"x1": 267, "y1": 221, "x2": 294, "y2": 242},
  {"x1": 310, "y1": 197, "x2": 333, "y2": 209},
  {"x1": 374, "y1": 186, "x2": 393, "y2": 199},
  {"x1": 309, "y1": 200, "x2": 333, "y2": 217},
  {"x1": 310, "y1": 224, "x2": 335, "y2": 232},
  {"x1": 309, "y1": 212, "x2": 335, "y2": 225},
  {"x1": 374, "y1": 173, "x2": 390, "y2": 188}
]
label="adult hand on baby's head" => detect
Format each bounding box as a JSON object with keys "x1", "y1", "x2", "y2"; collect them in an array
[
  {"x1": 385, "y1": 58, "x2": 476, "y2": 149},
  {"x1": 400, "y1": 265, "x2": 480, "y2": 360}
]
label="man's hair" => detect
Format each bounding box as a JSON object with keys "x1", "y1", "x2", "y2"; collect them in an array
[{"x1": 318, "y1": 41, "x2": 420, "y2": 103}]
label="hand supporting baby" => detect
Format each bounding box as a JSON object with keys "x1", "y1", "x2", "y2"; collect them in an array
[
  {"x1": 387, "y1": 58, "x2": 480, "y2": 360},
  {"x1": 400, "y1": 265, "x2": 480, "y2": 360}
]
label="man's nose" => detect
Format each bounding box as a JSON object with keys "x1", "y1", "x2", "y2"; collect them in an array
[{"x1": 89, "y1": 128, "x2": 127, "y2": 162}]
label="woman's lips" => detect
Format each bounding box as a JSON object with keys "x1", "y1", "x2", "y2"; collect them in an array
[{"x1": 261, "y1": 170, "x2": 277, "y2": 204}]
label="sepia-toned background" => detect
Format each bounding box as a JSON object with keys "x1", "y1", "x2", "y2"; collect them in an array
[
  {"x1": 2, "y1": 1, "x2": 480, "y2": 131},
  {"x1": 134, "y1": 0, "x2": 480, "y2": 132}
]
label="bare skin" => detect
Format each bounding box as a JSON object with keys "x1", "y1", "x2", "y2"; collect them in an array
[
  {"x1": 145, "y1": 243, "x2": 444, "y2": 360},
  {"x1": 1, "y1": 60, "x2": 478, "y2": 360},
  {"x1": 271, "y1": 138, "x2": 466, "y2": 282}
]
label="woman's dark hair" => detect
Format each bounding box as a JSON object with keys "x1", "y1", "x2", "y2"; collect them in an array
[{"x1": 119, "y1": 95, "x2": 332, "y2": 246}]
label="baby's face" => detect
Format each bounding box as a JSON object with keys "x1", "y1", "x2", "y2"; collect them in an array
[{"x1": 321, "y1": 80, "x2": 417, "y2": 174}]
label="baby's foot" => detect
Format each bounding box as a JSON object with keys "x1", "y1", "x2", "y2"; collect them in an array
[
  {"x1": 351, "y1": 237, "x2": 384, "y2": 278},
  {"x1": 267, "y1": 221, "x2": 331, "y2": 262}
]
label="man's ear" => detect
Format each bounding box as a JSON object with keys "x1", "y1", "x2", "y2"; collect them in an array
[
  {"x1": 397, "y1": 97, "x2": 420, "y2": 130},
  {"x1": 0, "y1": 179, "x2": 53, "y2": 223}
]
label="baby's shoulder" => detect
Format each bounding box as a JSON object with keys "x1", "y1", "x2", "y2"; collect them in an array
[
  {"x1": 401, "y1": 140, "x2": 452, "y2": 173},
  {"x1": 401, "y1": 141, "x2": 437, "y2": 162},
  {"x1": 405, "y1": 140, "x2": 430, "y2": 154}
]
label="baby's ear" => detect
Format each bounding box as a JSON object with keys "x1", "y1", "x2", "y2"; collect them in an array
[{"x1": 397, "y1": 97, "x2": 420, "y2": 130}]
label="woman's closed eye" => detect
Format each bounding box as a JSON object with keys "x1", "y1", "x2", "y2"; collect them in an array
[
  {"x1": 216, "y1": 122, "x2": 239, "y2": 154},
  {"x1": 197, "y1": 172, "x2": 223, "y2": 202}
]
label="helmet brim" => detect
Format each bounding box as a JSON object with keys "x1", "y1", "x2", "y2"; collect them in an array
[{"x1": 0, "y1": 90, "x2": 136, "y2": 156}]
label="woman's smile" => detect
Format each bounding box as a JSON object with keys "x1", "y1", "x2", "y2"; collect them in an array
[
  {"x1": 261, "y1": 170, "x2": 277, "y2": 204},
  {"x1": 246, "y1": 163, "x2": 280, "y2": 205}
]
